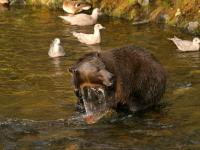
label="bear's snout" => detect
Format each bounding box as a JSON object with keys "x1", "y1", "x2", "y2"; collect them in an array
[
  {"x1": 99, "y1": 69, "x2": 115, "y2": 87},
  {"x1": 68, "y1": 66, "x2": 77, "y2": 74},
  {"x1": 68, "y1": 67, "x2": 73, "y2": 73}
]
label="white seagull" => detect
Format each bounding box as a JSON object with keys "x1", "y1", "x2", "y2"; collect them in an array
[
  {"x1": 168, "y1": 36, "x2": 200, "y2": 52},
  {"x1": 48, "y1": 38, "x2": 66, "y2": 58},
  {"x1": 59, "y1": 8, "x2": 101, "y2": 26},
  {"x1": 72, "y1": 24, "x2": 105, "y2": 45}
]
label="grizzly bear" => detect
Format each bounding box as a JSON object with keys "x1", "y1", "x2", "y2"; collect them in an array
[{"x1": 69, "y1": 45, "x2": 166, "y2": 123}]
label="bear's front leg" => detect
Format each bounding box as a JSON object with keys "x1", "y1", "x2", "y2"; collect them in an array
[{"x1": 74, "y1": 89, "x2": 85, "y2": 113}]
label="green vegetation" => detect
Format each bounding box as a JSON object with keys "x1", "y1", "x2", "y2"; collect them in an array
[{"x1": 91, "y1": 0, "x2": 200, "y2": 34}]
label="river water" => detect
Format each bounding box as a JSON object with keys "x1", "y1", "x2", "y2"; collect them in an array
[{"x1": 0, "y1": 6, "x2": 200, "y2": 150}]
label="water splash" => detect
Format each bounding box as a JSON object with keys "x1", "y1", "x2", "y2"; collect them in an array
[{"x1": 81, "y1": 87, "x2": 109, "y2": 124}]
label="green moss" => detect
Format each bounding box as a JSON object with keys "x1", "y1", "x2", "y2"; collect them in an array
[
  {"x1": 112, "y1": 3, "x2": 127, "y2": 18},
  {"x1": 127, "y1": 0, "x2": 137, "y2": 5},
  {"x1": 161, "y1": 0, "x2": 172, "y2": 8},
  {"x1": 128, "y1": 9, "x2": 137, "y2": 19}
]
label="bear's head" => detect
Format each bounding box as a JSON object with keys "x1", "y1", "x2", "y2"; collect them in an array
[
  {"x1": 69, "y1": 52, "x2": 115, "y2": 123},
  {"x1": 69, "y1": 53, "x2": 114, "y2": 89}
]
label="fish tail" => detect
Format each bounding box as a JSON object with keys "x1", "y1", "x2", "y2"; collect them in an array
[{"x1": 168, "y1": 38, "x2": 173, "y2": 41}]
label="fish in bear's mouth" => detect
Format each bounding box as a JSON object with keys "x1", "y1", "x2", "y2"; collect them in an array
[{"x1": 75, "y1": 85, "x2": 110, "y2": 124}]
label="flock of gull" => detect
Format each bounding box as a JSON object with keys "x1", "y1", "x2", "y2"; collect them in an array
[{"x1": 48, "y1": 0, "x2": 200, "y2": 58}]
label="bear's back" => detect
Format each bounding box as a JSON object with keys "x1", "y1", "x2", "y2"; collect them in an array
[
  {"x1": 101, "y1": 45, "x2": 166, "y2": 110},
  {"x1": 100, "y1": 45, "x2": 163, "y2": 75}
]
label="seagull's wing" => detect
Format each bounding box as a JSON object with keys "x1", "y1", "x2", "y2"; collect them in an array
[
  {"x1": 59, "y1": 45, "x2": 66, "y2": 56},
  {"x1": 59, "y1": 14, "x2": 92, "y2": 25},
  {"x1": 174, "y1": 40, "x2": 194, "y2": 50},
  {"x1": 168, "y1": 36, "x2": 199, "y2": 51},
  {"x1": 173, "y1": 40, "x2": 193, "y2": 51},
  {"x1": 58, "y1": 16, "x2": 73, "y2": 24},
  {"x1": 59, "y1": 45, "x2": 64, "y2": 51},
  {"x1": 49, "y1": 43, "x2": 54, "y2": 52},
  {"x1": 73, "y1": 32, "x2": 95, "y2": 44},
  {"x1": 71, "y1": 14, "x2": 92, "y2": 25}
]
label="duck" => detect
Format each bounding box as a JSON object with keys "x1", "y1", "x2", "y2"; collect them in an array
[
  {"x1": 72, "y1": 24, "x2": 105, "y2": 45},
  {"x1": 63, "y1": 0, "x2": 92, "y2": 14},
  {"x1": 0, "y1": 0, "x2": 10, "y2": 7},
  {"x1": 48, "y1": 38, "x2": 66, "y2": 58},
  {"x1": 59, "y1": 8, "x2": 101, "y2": 26},
  {"x1": 168, "y1": 36, "x2": 200, "y2": 52}
]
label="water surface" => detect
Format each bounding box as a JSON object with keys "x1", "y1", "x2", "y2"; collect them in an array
[{"x1": 0, "y1": 6, "x2": 200, "y2": 150}]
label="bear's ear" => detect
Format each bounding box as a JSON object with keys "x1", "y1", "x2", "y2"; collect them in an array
[
  {"x1": 69, "y1": 67, "x2": 77, "y2": 73},
  {"x1": 68, "y1": 67, "x2": 73, "y2": 73},
  {"x1": 95, "y1": 52, "x2": 100, "y2": 58}
]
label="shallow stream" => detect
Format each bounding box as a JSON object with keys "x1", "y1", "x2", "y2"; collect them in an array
[{"x1": 0, "y1": 6, "x2": 200, "y2": 150}]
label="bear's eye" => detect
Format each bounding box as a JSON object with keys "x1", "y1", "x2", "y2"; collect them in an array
[
  {"x1": 75, "y1": 3, "x2": 81, "y2": 7},
  {"x1": 68, "y1": 67, "x2": 73, "y2": 73},
  {"x1": 96, "y1": 68, "x2": 101, "y2": 72}
]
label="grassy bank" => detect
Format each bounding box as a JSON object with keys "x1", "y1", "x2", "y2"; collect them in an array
[
  {"x1": 90, "y1": 0, "x2": 200, "y2": 34},
  {"x1": 20, "y1": 0, "x2": 200, "y2": 34}
]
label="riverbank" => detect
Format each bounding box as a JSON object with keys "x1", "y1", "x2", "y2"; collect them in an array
[
  {"x1": 90, "y1": 0, "x2": 200, "y2": 35},
  {"x1": 10, "y1": 0, "x2": 199, "y2": 35},
  {"x1": 1, "y1": 5, "x2": 200, "y2": 150}
]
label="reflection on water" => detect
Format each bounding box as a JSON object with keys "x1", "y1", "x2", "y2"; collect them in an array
[
  {"x1": 87, "y1": 45, "x2": 102, "y2": 52},
  {"x1": 0, "y1": 6, "x2": 200, "y2": 150},
  {"x1": 51, "y1": 57, "x2": 64, "y2": 77},
  {"x1": 0, "y1": 5, "x2": 9, "y2": 12}
]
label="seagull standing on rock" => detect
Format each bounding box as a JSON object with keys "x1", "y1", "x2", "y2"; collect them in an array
[
  {"x1": 72, "y1": 24, "x2": 105, "y2": 45},
  {"x1": 168, "y1": 36, "x2": 200, "y2": 52},
  {"x1": 48, "y1": 38, "x2": 66, "y2": 58}
]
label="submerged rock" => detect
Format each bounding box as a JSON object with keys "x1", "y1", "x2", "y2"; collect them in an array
[
  {"x1": 0, "y1": 118, "x2": 85, "y2": 149},
  {"x1": 132, "y1": 19, "x2": 150, "y2": 25},
  {"x1": 188, "y1": 21, "x2": 199, "y2": 33},
  {"x1": 173, "y1": 82, "x2": 193, "y2": 95}
]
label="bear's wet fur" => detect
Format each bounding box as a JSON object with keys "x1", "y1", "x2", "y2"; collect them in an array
[{"x1": 70, "y1": 45, "x2": 167, "y2": 113}]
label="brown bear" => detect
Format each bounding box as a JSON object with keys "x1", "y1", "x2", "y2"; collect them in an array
[{"x1": 69, "y1": 45, "x2": 166, "y2": 123}]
